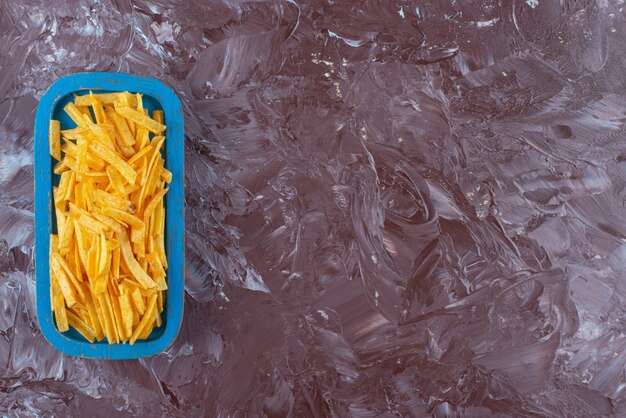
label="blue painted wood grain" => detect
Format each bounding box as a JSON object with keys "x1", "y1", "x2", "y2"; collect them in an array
[{"x1": 34, "y1": 72, "x2": 184, "y2": 359}]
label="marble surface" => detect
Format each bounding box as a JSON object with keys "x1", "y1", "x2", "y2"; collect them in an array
[{"x1": 1, "y1": 0, "x2": 626, "y2": 416}]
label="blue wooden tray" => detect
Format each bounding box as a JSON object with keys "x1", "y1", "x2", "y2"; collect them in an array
[{"x1": 34, "y1": 72, "x2": 184, "y2": 359}]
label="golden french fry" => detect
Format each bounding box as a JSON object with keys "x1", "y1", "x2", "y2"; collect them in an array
[
  {"x1": 102, "y1": 207, "x2": 144, "y2": 229},
  {"x1": 90, "y1": 91, "x2": 107, "y2": 124},
  {"x1": 54, "y1": 291, "x2": 69, "y2": 332},
  {"x1": 64, "y1": 102, "x2": 86, "y2": 127},
  {"x1": 107, "y1": 107, "x2": 136, "y2": 147},
  {"x1": 50, "y1": 255, "x2": 77, "y2": 307},
  {"x1": 161, "y1": 168, "x2": 172, "y2": 183},
  {"x1": 120, "y1": 290, "x2": 134, "y2": 338},
  {"x1": 66, "y1": 310, "x2": 96, "y2": 343},
  {"x1": 108, "y1": 284, "x2": 127, "y2": 342},
  {"x1": 131, "y1": 287, "x2": 146, "y2": 315},
  {"x1": 75, "y1": 92, "x2": 137, "y2": 107},
  {"x1": 157, "y1": 290, "x2": 164, "y2": 313},
  {"x1": 115, "y1": 106, "x2": 166, "y2": 134},
  {"x1": 53, "y1": 158, "x2": 70, "y2": 175},
  {"x1": 135, "y1": 93, "x2": 143, "y2": 112},
  {"x1": 152, "y1": 110, "x2": 164, "y2": 124},
  {"x1": 130, "y1": 293, "x2": 157, "y2": 345},
  {"x1": 95, "y1": 295, "x2": 114, "y2": 343},
  {"x1": 61, "y1": 126, "x2": 91, "y2": 141},
  {"x1": 94, "y1": 189, "x2": 136, "y2": 213},
  {"x1": 88, "y1": 141, "x2": 137, "y2": 184},
  {"x1": 92, "y1": 210, "x2": 124, "y2": 233},
  {"x1": 102, "y1": 292, "x2": 119, "y2": 343},
  {"x1": 143, "y1": 188, "x2": 168, "y2": 219},
  {"x1": 127, "y1": 145, "x2": 153, "y2": 167},
  {"x1": 154, "y1": 234, "x2": 167, "y2": 269},
  {"x1": 50, "y1": 120, "x2": 61, "y2": 161},
  {"x1": 81, "y1": 284, "x2": 104, "y2": 341},
  {"x1": 120, "y1": 229, "x2": 156, "y2": 290},
  {"x1": 62, "y1": 141, "x2": 106, "y2": 170}
]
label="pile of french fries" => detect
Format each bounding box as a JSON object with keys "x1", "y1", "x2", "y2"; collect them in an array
[{"x1": 49, "y1": 91, "x2": 169, "y2": 344}]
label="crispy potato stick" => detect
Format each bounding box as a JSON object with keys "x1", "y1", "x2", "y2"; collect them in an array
[
  {"x1": 161, "y1": 168, "x2": 172, "y2": 183},
  {"x1": 152, "y1": 110, "x2": 164, "y2": 124},
  {"x1": 50, "y1": 120, "x2": 61, "y2": 161},
  {"x1": 143, "y1": 188, "x2": 168, "y2": 219},
  {"x1": 94, "y1": 189, "x2": 136, "y2": 213},
  {"x1": 130, "y1": 293, "x2": 157, "y2": 345},
  {"x1": 93, "y1": 210, "x2": 123, "y2": 233},
  {"x1": 54, "y1": 291, "x2": 69, "y2": 332},
  {"x1": 81, "y1": 285, "x2": 104, "y2": 341},
  {"x1": 108, "y1": 283, "x2": 127, "y2": 342},
  {"x1": 136, "y1": 93, "x2": 143, "y2": 112},
  {"x1": 127, "y1": 144, "x2": 153, "y2": 167},
  {"x1": 64, "y1": 102, "x2": 86, "y2": 127},
  {"x1": 120, "y1": 230, "x2": 156, "y2": 290},
  {"x1": 53, "y1": 252, "x2": 83, "y2": 286},
  {"x1": 90, "y1": 91, "x2": 107, "y2": 124},
  {"x1": 102, "y1": 207, "x2": 144, "y2": 229},
  {"x1": 95, "y1": 295, "x2": 114, "y2": 343},
  {"x1": 131, "y1": 287, "x2": 146, "y2": 315},
  {"x1": 61, "y1": 126, "x2": 91, "y2": 141},
  {"x1": 66, "y1": 310, "x2": 96, "y2": 343},
  {"x1": 115, "y1": 106, "x2": 166, "y2": 134},
  {"x1": 157, "y1": 290, "x2": 164, "y2": 313},
  {"x1": 53, "y1": 158, "x2": 70, "y2": 175},
  {"x1": 102, "y1": 292, "x2": 119, "y2": 343},
  {"x1": 61, "y1": 141, "x2": 106, "y2": 170},
  {"x1": 50, "y1": 255, "x2": 78, "y2": 307},
  {"x1": 135, "y1": 127, "x2": 150, "y2": 152},
  {"x1": 120, "y1": 290, "x2": 134, "y2": 338},
  {"x1": 75, "y1": 92, "x2": 137, "y2": 107},
  {"x1": 154, "y1": 234, "x2": 167, "y2": 269},
  {"x1": 107, "y1": 107, "x2": 135, "y2": 147},
  {"x1": 88, "y1": 141, "x2": 137, "y2": 184}
]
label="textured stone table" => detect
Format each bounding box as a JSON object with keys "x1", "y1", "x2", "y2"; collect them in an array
[{"x1": 1, "y1": 0, "x2": 625, "y2": 416}]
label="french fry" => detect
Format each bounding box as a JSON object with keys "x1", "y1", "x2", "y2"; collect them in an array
[
  {"x1": 64, "y1": 102, "x2": 86, "y2": 127},
  {"x1": 120, "y1": 230, "x2": 156, "y2": 290},
  {"x1": 50, "y1": 120, "x2": 61, "y2": 161},
  {"x1": 143, "y1": 188, "x2": 168, "y2": 219},
  {"x1": 154, "y1": 234, "x2": 167, "y2": 269},
  {"x1": 130, "y1": 293, "x2": 157, "y2": 345},
  {"x1": 95, "y1": 295, "x2": 114, "y2": 343},
  {"x1": 120, "y1": 290, "x2": 134, "y2": 338},
  {"x1": 102, "y1": 292, "x2": 119, "y2": 343},
  {"x1": 157, "y1": 290, "x2": 164, "y2": 313},
  {"x1": 53, "y1": 158, "x2": 70, "y2": 175},
  {"x1": 90, "y1": 91, "x2": 107, "y2": 124},
  {"x1": 114, "y1": 106, "x2": 166, "y2": 134},
  {"x1": 81, "y1": 285, "x2": 104, "y2": 341},
  {"x1": 94, "y1": 189, "x2": 136, "y2": 213},
  {"x1": 152, "y1": 110, "x2": 164, "y2": 124},
  {"x1": 88, "y1": 141, "x2": 137, "y2": 184},
  {"x1": 50, "y1": 255, "x2": 77, "y2": 307},
  {"x1": 127, "y1": 145, "x2": 153, "y2": 166},
  {"x1": 102, "y1": 207, "x2": 144, "y2": 229},
  {"x1": 107, "y1": 107, "x2": 135, "y2": 147},
  {"x1": 54, "y1": 291, "x2": 69, "y2": 332},
  {"x1": 75, "y1": 92, "x2": 137, "y2": 107},
  {"x1": 66, "y1": 310, "x2": 96, "y2": 343},
  {"x1": 161, "y1": 168, "x2": 172, "y2": 183},
  {"x1": 108, "y1": 284, "x2": 127, "y2": 342}
]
